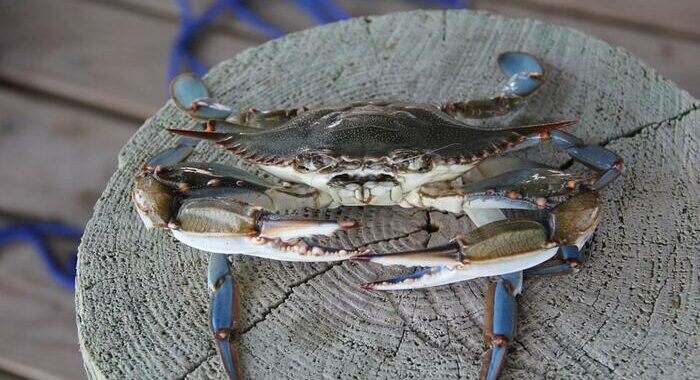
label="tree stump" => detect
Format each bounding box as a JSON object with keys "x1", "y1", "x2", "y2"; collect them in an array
[{"x1": 76, "y1": 10, "x2": 699, "y2": 379}]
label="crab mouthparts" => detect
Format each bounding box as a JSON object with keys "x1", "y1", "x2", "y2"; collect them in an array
[{"x1": 328, "y1": 174, "x2": 401, "y2": 204}]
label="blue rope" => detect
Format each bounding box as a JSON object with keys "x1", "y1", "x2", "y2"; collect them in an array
[{"x1": 0, "y1": 223, "x2": 82, "y2": 289}]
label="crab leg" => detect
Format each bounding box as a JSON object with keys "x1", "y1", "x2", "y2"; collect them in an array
[
  {"x1": 524, "y1": 244, "x2": 584, "y2": 276},
  {"x1": 208, "y1": 253, "x2": 241, "y2": 380},
  {"x1": 481, "y1": 271, "x2": 522, "y2": 380},
  {"x1": 441, "y1": 52, "x2": 546, "y2": 119},
  {"x1": 170, "y1": 73, "x2": 305, "y2": 128},
  {"x1": 409, "y1": 165, "x2": 593, "y2": 214},
  {"x1": 551, "y1": 130, "x2": 624, "y2": 190}
]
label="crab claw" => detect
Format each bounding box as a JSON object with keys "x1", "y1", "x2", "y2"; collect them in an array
[
  {"x1": 357, "y1": 220, "x2": 559, "y2": 290},
  {"x1": 171, "y1": 197, "x2": 361, "y2": 261},
  {"x1": 170, "y1": 73, "x2": 234, "y2": 120},
  {"x1": 257, "y1": 213, "x2": 359, "y2": 240},
  {"x1": 132, "y1": 174, "x2": 173, "y2": 229}
]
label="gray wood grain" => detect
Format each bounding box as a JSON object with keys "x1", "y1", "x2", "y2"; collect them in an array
[
  {"x1": 76, "y1": 10, "x2": 699, "y2": 379},
  {"x1": 0, "y1": 89, "x2": 134, "y2": 225},
  {"x1": 0, "y1": 239, "x2": 86, "y2": 380}
]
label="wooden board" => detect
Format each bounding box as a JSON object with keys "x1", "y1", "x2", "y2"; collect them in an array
[
  {"x1": 0, "y1": 0, "x2": 253, "y2": 120},
  {"x1": 476, "y1": 1, "x2": 700, "y2": 99},
  {"x1": 0, "y1": 239, "x2": 86, "y2": 380},
  {"x1": 0, "y1": 87, "x2": 136, "y2": 380},
  {"x1": 0, "y1": 89, "x2": 134, "y2": 225},
  {"x1": 76, "y1": 10, "x2": 699, "y2": 379},
  {"x1": 1, "y1": 0, "x2": 699, "y2": 126},
  {"x1": 499, "y1": 0, "x2": 700, "y2": 38}
]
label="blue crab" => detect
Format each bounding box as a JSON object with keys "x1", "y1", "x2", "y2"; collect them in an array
[{"x1": 132, "y1": 52, "x2": 622, "y2": 379}]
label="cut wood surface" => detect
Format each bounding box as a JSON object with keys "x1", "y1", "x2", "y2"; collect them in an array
[{"x1": 76, "y1": 10, "x2": 699, "y2": 379}]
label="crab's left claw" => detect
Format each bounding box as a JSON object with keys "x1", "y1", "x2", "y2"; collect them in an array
[
  {"x1": 355, "y1": 220, "x2": 558, "y2": 290},
  {"x1": 170, "y1": 73, "x2": 235, "y2": 120}
]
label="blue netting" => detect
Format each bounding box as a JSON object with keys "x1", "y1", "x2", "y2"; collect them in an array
[{"x1": 0, "y1": 223, "x2": 82, "y2": 289}]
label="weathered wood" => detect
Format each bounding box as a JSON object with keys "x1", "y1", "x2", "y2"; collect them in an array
[
  {"x1": 2, "y1": 0, "x2": 700, "y2": 125},
  {"x1": 0, "y1": 0, "x2": 253, "y2": 120},
  {"x1": 490, "y1": 0, "x2": 700, "y2": 38},
  {"x1": 0, "y1": 89, "x2": 134, "y2": 225},
  {"x1": 0, "y1": 238, "x2": 85, "y2": 380},
  {"x1": 476, "y1": 2, "x2": 700, "y2": 98},
  {"x1": 76, "y1": 10, "x2": 699, "y2": 379}
]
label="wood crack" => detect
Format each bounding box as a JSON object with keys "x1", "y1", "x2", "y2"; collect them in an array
[
  {"x1": 558, "y1": 105, "x2": 699, "y2": 171},
  {"x1": 601, "y1": 105, "x2": 699, "y2": 147},
  {"x1": 240, "y1": 261, "x2": 344, "y2": 335}
]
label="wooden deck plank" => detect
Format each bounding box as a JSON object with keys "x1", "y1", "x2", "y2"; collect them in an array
[
  {"x1": 0, "y1": 238, "x2": 86, "y2": 380},
  {"x1": 497, "y1": 0, "x2": 700, "y2": 39},
  {"x1": 2, "y1": 0, "x2": 697, "y2": 121},
  {"x1": 476, "y1": 2, "x2": 700, "y2": 98},
  {"x1": 0, "y1": 0, "x2": 252, "y2": 120},
  {"x1": 0, "y1": 88, "x2": 134, "y2": 225}
]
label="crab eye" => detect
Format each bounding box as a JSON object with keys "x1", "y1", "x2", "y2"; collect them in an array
[
  {"x1": 398, "y1": 156, "x2": 433, "y2": 172},
  {"x1": 294, "y1": 152, "x2": 336, "y2": 173}
]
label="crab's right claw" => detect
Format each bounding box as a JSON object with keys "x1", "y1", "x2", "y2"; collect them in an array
[
  {"x1": 170, "y1": 73, "x2": 235, "y2": 120},
  {"x1": 356, "y1": 220, "x2": 558, "y2": 290}
]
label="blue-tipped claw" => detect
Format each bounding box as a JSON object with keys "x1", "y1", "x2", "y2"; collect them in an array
[
  {"x1": 441, "y1": 51, "x2": 546, "y2": 118},
  {"x1": 498, "y1": 52, "x2": 545, "y2": 99},
  {"x1": 208, "y1": 253, "x2": 241, "y2": 380}
]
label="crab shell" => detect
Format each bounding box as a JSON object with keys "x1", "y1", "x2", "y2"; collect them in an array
[{"x1": 173, "y1": 102, "x2": 574, "y2": 205}]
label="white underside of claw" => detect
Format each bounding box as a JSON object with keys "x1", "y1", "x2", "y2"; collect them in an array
[
  {"x1": 370, "y1": 246, "x2": 559, "y2": 290},
  {"x1": 171, "y1": 230, "x2": 359, "y2": 262}
]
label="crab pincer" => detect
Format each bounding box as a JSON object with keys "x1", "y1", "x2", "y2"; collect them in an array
[
  {"x1": 133, "y1": 162, "x2": 362, "y2": 261},
  {"x1": 354, "y1": 220, "x2": 558, "y2": 290}
]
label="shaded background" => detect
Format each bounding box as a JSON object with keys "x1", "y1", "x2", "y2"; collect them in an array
[{"x1": 0, "y1": 1, "x2": 697, "y2": 379}]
